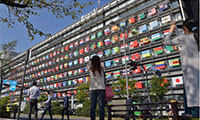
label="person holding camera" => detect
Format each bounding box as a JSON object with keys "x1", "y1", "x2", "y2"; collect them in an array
[
  {"x1": 87, "y1": 56, "x2": 106, "y2": 120},
  {"x1": 164, "y1": 19, "x2": 199, "y2": 118}
]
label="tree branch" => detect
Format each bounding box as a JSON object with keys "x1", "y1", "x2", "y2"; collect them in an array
[{"x1": 0, "y1": 1, "x2": 28, "y2": 8}]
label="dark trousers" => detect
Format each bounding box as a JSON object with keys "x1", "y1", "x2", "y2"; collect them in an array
[
  {"x1": 61, "y1": 107, "x2": 69, "y2": 120},
  {"x1": 125, "y1": 110, "x2": 135, "y2": 120},
  {"x1": 40, "y1": 104, "x2": 53, "y2": 120},
  {"x1": 143, "y1": 111, "x2": 152, "y2": 120},
  {"x1": 29, "y1": 99, "x2": 38, "y2": 120},
  {"x1": 90, "y1": 90, "x2": 105, "y2": 120}
]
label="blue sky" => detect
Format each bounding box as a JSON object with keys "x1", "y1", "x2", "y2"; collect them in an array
[{"x1": 0, "y1": 0, "x2": 112, "y2": 53}]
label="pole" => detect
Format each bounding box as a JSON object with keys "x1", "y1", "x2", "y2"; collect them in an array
[
  {"x1": 145, "y1": 70, "x2": 150, "y2": 103},
  {"x1": 17, "y1": 49, "x2": 30, "y2": 120},
  {"x1": 0, "y1": 64, "x2": 3, "y2": 101}
]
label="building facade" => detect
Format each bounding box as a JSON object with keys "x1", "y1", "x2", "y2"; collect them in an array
[{"x1": 1, "y1": 0, "x2": 186, "y2": 102}]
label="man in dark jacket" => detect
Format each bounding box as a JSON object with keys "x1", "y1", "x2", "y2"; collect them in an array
[
  {"x1": 142, "y1": 97, "x2": 152, "y2": 120},
  {"x1": 125, "y1": 95, "x2": 135, "y2": 120},
  {"x1": 61, "y1": 92, "x2": 69, "y2": 120}
]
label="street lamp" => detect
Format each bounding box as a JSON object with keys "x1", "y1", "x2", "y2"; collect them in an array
[{"x1": 110, "y1": 21, "x2": 130, "y2": 99}]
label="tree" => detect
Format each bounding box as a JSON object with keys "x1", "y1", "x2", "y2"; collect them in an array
[
  {"x1": 76, "y1": 83, "x2": 89, "y2": 103},
  {"x1": 0, "y1": 40, "x2": 17, "y2": 100},
  {"x1": 0, "y1": 0, "x2": 93, "y2": 40}
]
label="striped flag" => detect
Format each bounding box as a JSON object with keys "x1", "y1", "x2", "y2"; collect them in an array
[
  {"x1": 68, "y1": 71, "x2": 72, "y2": 76},
  {"x1": 166, "y1": 45, "x2": 178, "y2": 53},
  {"x1": 104, "y1": 28, "x2": 110, "y2": 35},
  {"x1": 169, "y1": 58, "x2": 180, "y2": 67},
  {"x1": 69, "y1": 43, "x2": 74, "y2": 49},
  {"x1": 120, "y1": 21, "x2": 126, "y2": 27},
  {"x1": 62, "y1": 81, "x2": 67, "y2": 86},
  {"x1": 122, "y1": 69, "x2": 130, "y2": 75},
  {"x1": 73, "y1": 69, "x2": 78, "y2": 75},
  {"x1": 63, "y1": 72, "x2": 68, "y2": 77},
  {"x1": 64, "y1": 54, "x2": 68, "y2": 60},
  {"x1": 69, "y1": 61, "x2": 73, "y2": 67},
  {"x1": 73, "y1": 60, "x2": 78, "y2": 65},
  {"x1": 143, "y1": 64, "x2": 152, "y2": 71},
  {"x1": 151, "y1": 33, "x2": 161, "y2": 41},
  {"x1": 97, "y1": 41, "x2": 103, "y2": 48},
  {"x1": 79, "y1": 68, "x2": 84, "y2": 74},
  {"x1": 112, "y1": 47, "x2": 120, "y2": 54},
  {"x1": 74, "y1": 41, "x2": 79, "y2": 47},
  {"x1": 74, "y1": 50, "x2": 79, "y2": 57},
  {"x1": 148, "y1": 8, "x2": 157, "y2": 16},
  {"x1": 84, "y1": 77, "x2": 90, "y2": 83},
  {"x1": 73, "y1": 79, "x2": 77, "y2": 84},
  {"x1": 171, "y1": 76, "x2": 183, "y2": 87},
  {"x1": 139, "y1": 24, "x2": 148, "y2": 33},
  {"x1": 79, "y1": 39, "x2": 84, "y2": 45},
  {"x1": 65, "y1": 45, "x2": 69, "y2": 51},
  {"x1": 155, "y1": 61, "x2": 166, "y2": 69},
  {"x1": 97, "y1": 51, "x2": 103, "y2": 58},
  {"x1": 64, "y1": 62, "x2": 68, "y2": 68},
  {"x1": 68, "y1": 80, "x2": 72, "y2": 85},
  {"x1": 121, "y1": 44, "x2": 128, "y2": 52},
  {"x1": 163, "y1": 29, "x2": 170, "y2": 36},
  {"x1": 128, "y1": 17, "x2": 136, "y2": 24},
  {"x1": 85, "y1": 36, "x2": 90, "y2": 42},
  {"x1": 104, "y1": 39, "x2": 111, "y2": 45},
  {"x1": 91, "y1": 44, "x2": 97, "y2": 50},
  {"x1": 111, "y1": 25, "x2": 119, "y2": 32},
  {"x1": 138, "y1": 13, "x2": 145, "y2": 20},
  {"x1": 78, "y1": 78, "x2": 84, "y2": 83},
  {"x1": 79, "y1": 58, "x2": 84, "y2": 64},
  {"x1": 141, "y1": 50, "x2": 151, "y2": 58},
  {"x1": 91, "y1": 34, "x2": 96, "y2": 40},
  {"x1": 140, "y1": 37, "x2": 150, "y2": 45},
  {"x1": 113, "y1": 70, "x2": 121, "y2": 78},
  {"x1": 122, "y1": 56, "x2": 129, "y2": 64},
  {"x1": 120, "y1": 32, "x2": 128, "y2": 40},
  {"x1": 79, "y1": 48, "x2": 84, "y2": 55},
  {"x1": 149, "y1": 20, "x2": 159, "y2": 29},
  {"x1": 59, "y1": 73, "x2": 63, "y2": 78},
  {"x1": 153, "y1": 46, "x2": 164, "y2": 55}
]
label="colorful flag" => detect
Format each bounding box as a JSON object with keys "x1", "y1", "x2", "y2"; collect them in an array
[
  {"x1": 151, "y1": 33, "x2": 161, "y2": 41},
  {"x1": 62, "y1": 81, "x2": 67, "y2": 86},
  {"x1": 112, "y1": 35, "x2": 119, "y2": 43},
  {"x1": 139, "y1": 24, "x2": 148, "y2": 33},
  {"x1": 59, "y1": 64, "x2": 63, "y2": 69},
  {"x1": 132, "y1": 66, "x2": 142, "y2": 74},
  {"x1": 59, "y1": 73, "x2": 63, "y2": 78},
  {"x1": 120, "y1": 21, "x2": 126, "y2": 27},
  {"x1": 79, "y1": 58, "x2": 84, "y2": 64},
  {"x1": 105, "y1": 60, "x2": 112, "y2": 67},
  {"x1": 68, "y1": 71, "x2": 72, "y2": 76},
  {"x1": 138, "y1": 13, "x2": 145, "y2": 20},
  {"x1": 97, "y1": 31, "x2": 103, "y2": 38},
  {"x1": 131, "y1": 28, "x2": 138, "y2": 35},
  {"x1": 79, "y1": 48, "x2": 85, "y2": 55},
  {"x1": 169, "y1": 58, "x2": 180, "y2": 67},
  {"x1": 84, "y1": 56, "x2": 90, "y2": 62},
  {"x1": 69, "y1": 52, "x2": 73, "y2": 58},
  {"x1": 63, "y1": 72, "x2": 68, "y2": 77},
  {"x1": 104, "y1": 28, "x2": 110, "y2": 35},
  {"x1": 78, "y1": 78, "x2": 84, "y2": 83},
  {"x1": 65, "y1": 45, "x2": 69, "y2": 51},
  {"x1": 64, "y1": 54, "x2": 68, "y2": 60},
  {"x1": 91, "y1": 34, "x2": 96, "y2": 40},
  {"x1": 85, "y1": 46, "x2": 90, "y2": 53},
  {"x1": 113, "y1": 70, "x2": 121, "y2": 78},
  {"x1": 79, "y1": 68, "x2": 84, "y2": 74},
  {"x1": 112, "y1": 47, "x2": 120, "y2": 54},
  {"x1": 140, "y1": 37, "x2": 150, "y2": 45},
  {"x1": 142, "y1": 50, "x2": 151, "y2": 58},
  {"x1": 148, "y1": 8, "x2": 157, "y2": 16},
  {"x1": 64, "y1": 62, "x2": 68, "y2": 68},
  {"x1": 122, "y1": 69, "x2": 130, "y2": 76},
  {"x1": 84, "y1": 77, "x2": 90, "y2": 83},
  {"x1": 97, "y1": 51, "x2": 103, "y2": 58},
  {"x1": 91, "y1": 44, "x2": 97, "y2": 50},
  {"x1": 85, "y1": 36, "x2": 90, "y2": 42},
  {"x1": 74, "y1": 41, "x2": 79, "y2": 47},
  {"x1": 74, "y1": 50, "x2": 79, "y2": 57},
  {"x1": 121, "y1": 44, "x2": 128, "y2": 52},
  {"x1": 111, "y1": 25, "x2": 119, "y2": 32},
  {"x1": 122, "y1": 56, "x2": 129, "y2": 64},
  {"x1": 79, "y1": 39, "x2": 84, "y2": 45},
  {"x1": 113, "y1": 58, "x2": 120, "y2": 66},
  {"x1": 129, "y1": 40, "x2": 139, "y2": 49},
  {"x1": 131, "y1": 53, "x2": 140, "y2": 61},
  {"x1": 68, "y1": 80, "x2": 72, "y2": 85},
  {"x1": 128, "y1": 17, "x2": 136, "y2": 24},
  {"x1": 149, "y1": 20, "x2": 159, "y2": 29},
  {"x1": 166, "y1": 45, "x2": 178, "y2": 53},
  {"x1": 135, "y1": 82, "x2": 143, "y2": 89},
  {"x1": 97, "y1": 41, "x2": 103, "y2": 48},
  {"x1": 163, "y1": 29, "x2": 170, "y2": 36},
  {"x1": 105, "y1": 49, "x2": 111, "y2": 56},
  {"x1": 105, "y1": 72, "x2": 112, "y2": 79},
  {"x1": 159, "y1": 3, "x2": 169, "y2": 12},
  {"x1": 153, "y1": 46, "x2": 164, "y2": 55},
  {"x1": 155, "y1": 61, "x2": 166, "y2": 69},
  {"x1": 143, "y1": 64, "x2": 152, "y2": 71},
  {"x1": 69, "y1": 43, "x2": 74, "y2": 49},
  {"x1": 120, "y1": 32, "x2": 128, "y2": 40},
  {"x1": 73, "y1": 60, "x2": 78, "y2": 65},
  {"x1": 104, "y1": 39, "x2": 111, "y2": 45},
  {"x1": 73, "y1": 79, "x2": 77, "y2": 85},
  {"x1": 171, "y1": 76, "x2": 183, "y2": 87},
  {"x1": 69, "y1": 61, "x2": 73, "y2": 67},
  {"x1": 161, "y1": 15, "x2": 171, "y2": 24}
]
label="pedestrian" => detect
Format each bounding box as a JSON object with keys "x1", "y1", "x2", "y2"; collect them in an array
[
  {"x1": 142, "y1": 97, "x2": 152, "y2": 120},
  {"x1": 40, "y1": 91, "x2": 53, "y2": 120},
  {"x1": 165, "y1": 103, "x2": 173, "y2": 120},
  {"x1": 164, "y1": 19, "x2": 199, "y2": 118},
  {"x1": 87, "y1": 55, "x2": 106, "y2": 120},
  {"x1": 61, "y1": 92, "x2": 70, "y2": 120},
  {"x1": 28, "y1": 81, "x2": 40, "y2": 120},
  {"x1": 125, "y1": 95, "x2": 135, "y2": 120}
]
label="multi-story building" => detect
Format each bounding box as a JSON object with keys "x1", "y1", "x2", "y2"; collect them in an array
[{"x1": 1, "y1": 0, "x2": 190, "y2": 103}]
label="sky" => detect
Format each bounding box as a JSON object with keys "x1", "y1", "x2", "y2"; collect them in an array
[{"x1": 0, "y1": 0, "x2": 112, "y2": 53}]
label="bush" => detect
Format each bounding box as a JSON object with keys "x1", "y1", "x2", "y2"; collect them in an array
[
  {"x1": 51, "y1": 102, "x2": 62, "y2": 115},
  {"x1": 0, "y1": 96, "x2": 11, "y2": 118}
]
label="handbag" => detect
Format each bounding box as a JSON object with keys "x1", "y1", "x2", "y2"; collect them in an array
[{"x1": 102, "y1": 68, "x2": 114, "y2": 100}]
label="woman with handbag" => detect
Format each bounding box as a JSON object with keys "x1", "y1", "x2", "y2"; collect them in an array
[{"x1": 87, "y1": 55, "x2": 106, "y2": 120}]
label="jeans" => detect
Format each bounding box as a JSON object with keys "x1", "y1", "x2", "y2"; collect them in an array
[
  {"x1": 29, "y1": 99, "x2": 38, "y2": 120},
  {"x1": 40, "y1": 104, "x2": 53, "y2": 120},
  {"x1": 90, "y1": 90, "x2": 105, "y2": 120},
  {"x1": 61, "y1": 107, "x2": 69, "y2": 120}
]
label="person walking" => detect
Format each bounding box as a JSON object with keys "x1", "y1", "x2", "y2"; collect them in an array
[
  {"x1": 142, "y1": 97, "x2": 152, "y2": 120},
  {"x1": 40, "y1": 91, "x2": 53, "y2": 120},
  {"x1": 164, "y1": 19, "x2": 199, "y2": 118},
  {"x1": 125, "y1": 95, "x2": 135, "y2": 120},
  {"x1": 28, "y1": 81, "x2": 40, "y2": 120},
  {"x1": 61, "y1": 92, "x2": 70, "y2": 120},
  {"x1": 87, "y1": 56, "x2": 106, "y2": 120}
]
